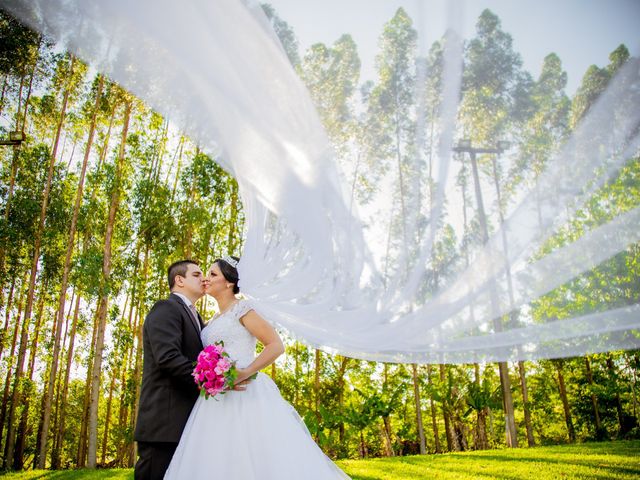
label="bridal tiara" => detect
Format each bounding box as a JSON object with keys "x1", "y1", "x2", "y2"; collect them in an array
[{"x1": 222, "y1": 255, "x2": 239, "y2": 269}]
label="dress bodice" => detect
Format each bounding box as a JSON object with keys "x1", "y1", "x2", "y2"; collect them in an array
[{"x1": 200, "y1": 299, "x2": 256, "y2": 368}]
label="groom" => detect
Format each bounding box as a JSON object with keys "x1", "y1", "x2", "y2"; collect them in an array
[{"x1": 134, "y1": 259, "x2": 206, "y2": 480}]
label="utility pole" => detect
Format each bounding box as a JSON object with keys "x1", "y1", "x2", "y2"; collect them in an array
[
  {"x1": 452, "y1": 139, "x2": 519, "y2": 448},
  {"x1": 0, "y1": 131, "x2": 25, "y2": 147}
]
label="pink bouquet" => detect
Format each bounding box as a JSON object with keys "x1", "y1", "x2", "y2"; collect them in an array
[{"x1": 192, "y1": 342, "x2": 237, "y2": 399}]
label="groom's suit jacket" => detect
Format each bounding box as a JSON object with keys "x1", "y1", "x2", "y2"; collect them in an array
[{"x1": 134, "y1": 293, "x2": 205, "y2": 443}]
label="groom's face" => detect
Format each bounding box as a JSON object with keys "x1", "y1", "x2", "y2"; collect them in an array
[{"x1": 175, "y1": 263, "x2": 206, "y2": 299}]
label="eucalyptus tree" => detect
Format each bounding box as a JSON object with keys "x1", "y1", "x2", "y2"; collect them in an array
[
  {"x1": 411, "y1": 364, "x2": 426, "y2": 454},
  {"x1": 509, "y1": 52, "x2": 571, "y2": 447},
  {"x1": 570, "y1": 46, "x2": 630, "y2": 129},
  {"x1": 0, "y1": 146, "x2": 46, "y2": 455},
  {"x1": 0, "y1": 13, "x2": 42, "y2": 305},
  {"x1": 37, "y1": 73, "x2": 107, "y2": 468},
  {"x1": 54, "y1": 86, "x2": 120, "y2": 467},
  {"x1": 365, "y1": 7, "x2": 417, "y2": 276},
  {"x1": 508, "y1": 53, "x2": 570, "y2": 191},
  {"x1": 423, "y1": 365, "x2": 442, "y2": 452},
  {"x1": 3, "y1": 53, "x2": 86, "y2": 469},
  {"x1": 87, "y1": 88, "x2": 134, "y2": 469},
  {"x1": 299, "y1": 35, "x2": 361, "y2": 159},
  {"x1": 0, "y1": 11, "x2": 40, "y2": 115},
  {"x1": 459, "y1": 9, "x2": 531, "y2": 447},
  {"x1": 298, "y1": 33, "x2": 361, "y2": 441},
  {"x1": 419, "y1": 40, "x2": 444, "y2": 209},
  {"x1": 17, "y1": 144, "x2": 76, "y2": 469},
  {"x1": 124, "y1": 111, "x2": 179, "y2": 466},
  {"x1": 530, "y1": 46, "x2": 638, "y2": 442},
  {"x1": 261, "y1": 3, "x2": 300, "y2": 68},
  {"x1": 0, "y1": 145, "x2": 57, "y2": 464}
]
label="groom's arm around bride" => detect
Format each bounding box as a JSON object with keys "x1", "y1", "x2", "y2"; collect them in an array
[{"x1": 134, "y1": 260, "x2": 206, "y2": 480}]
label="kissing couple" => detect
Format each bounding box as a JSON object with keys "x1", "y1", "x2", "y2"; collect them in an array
[{"x1": 133, "y1": 257, "x2": 350, "y2": 479}]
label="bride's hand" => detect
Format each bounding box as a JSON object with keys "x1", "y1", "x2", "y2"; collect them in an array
[{"x1": 232, "y1": 368, "x2": 257, "y2": 391}]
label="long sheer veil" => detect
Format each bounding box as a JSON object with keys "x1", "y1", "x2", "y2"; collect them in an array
[{"x1": 5, "y1": 0, "x2": 639, "y2": 363}]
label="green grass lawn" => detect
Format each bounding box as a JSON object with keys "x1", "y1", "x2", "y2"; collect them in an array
[{"x1": 2, "y1": 441, "x2": 639, "y2": 479}]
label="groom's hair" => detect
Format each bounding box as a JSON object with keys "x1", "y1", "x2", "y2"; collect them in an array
[{"x1": 168, "y1": 259, "x2": 199, "y2": 290}]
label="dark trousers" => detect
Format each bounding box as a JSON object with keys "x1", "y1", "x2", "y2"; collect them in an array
[{"x1": 135, "y1": 441, "x2": 178, "y2": 480}]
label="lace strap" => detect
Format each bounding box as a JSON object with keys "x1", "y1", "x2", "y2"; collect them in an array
[{"x1": 234, "y1": 299, "x2": 255, "y2": 319}]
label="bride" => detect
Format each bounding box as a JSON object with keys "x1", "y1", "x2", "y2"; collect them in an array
[{"x1": 164, "y1": 256, "x2": 350, "y2": 479}]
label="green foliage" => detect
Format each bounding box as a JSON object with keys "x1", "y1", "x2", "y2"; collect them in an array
[{"x1": 0, "y1": 11, "x2": 40, "y2": 77}]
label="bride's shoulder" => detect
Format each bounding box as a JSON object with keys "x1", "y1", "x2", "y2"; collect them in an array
[{"x1": 236, "y1": 298, "x2": 256, "y2": 318}]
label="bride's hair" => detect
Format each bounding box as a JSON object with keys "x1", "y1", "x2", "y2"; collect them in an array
[{"x1": 216, "y1": 256, "x2": 240, "y2": 294}]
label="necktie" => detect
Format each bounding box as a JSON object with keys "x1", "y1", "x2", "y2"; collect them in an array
[{"x1": 188, "y1": 303, "x2": 201, "y2": 331}]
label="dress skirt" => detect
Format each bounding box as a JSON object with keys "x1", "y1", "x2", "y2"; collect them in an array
[{"x1": 164, "y1": 372, "x2": 349, "y2": 479}]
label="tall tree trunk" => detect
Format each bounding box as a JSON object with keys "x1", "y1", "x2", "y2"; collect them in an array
[
  {"x1": 468, "y1": 151, "x2": 518, "y2": 447},
  {"x1": 38, "y1": 74, "x2": 104, "y2": 469},
  {"x1": 78, "y1": 304, "x2": 101, "y2": 467},
  {"x1": 13, "y1": 279, "x2": 48, "y2": 469},
  {"x1": 0, "y1": 78, "x2": 19, "y2": 302},
  {"x1": 87, "y1": 100, "x2": 131, "y2": 468},
  {"x1": 20, "y1": 40, "x2": 40, "y2": 134},
  {"x1": 359, "y1": 430, "x2": 368, "y2": 459},
  {"x1": 314, "y1": 349, "x2": 322, "y2": 439},
  {"x1": 555, "y1": 361, "x2": 575, "y2": 442},
  {"x1": 393, "y1": 110, "x2": 407, "y2": 247},
  {"x1": 427, "y1": 365, "x2": 441, "y2": 453},
  {"x1": 71, "y1": 99, "x2": 113, "y2": 467},
  {"x1": 412, "y1": 364, "x2": 426, "y2": 454},
  {"x1": 0, "y1": 277, "x2": 16, "y2": 361},
  {"x1": 0, "y1": 74, "x2": 8, "y2": 116},
  {"x1": 584, "y1": 356, "x2": 603, "y2": 433},
  {"x1": 3, "y1": 56, "x2": 76, "y2": 470},
  {"x1": 518, "y1": 361, "x2": 535, "y2": 447},
  {"x1": 128, "y1": 245, "x2": 149, "y2": 467},
  {"x1": 628, "y1": 352, "x2": 638, "y2": 420},
  {"x1": 381, "y1": 416, "x2": 394, "y2": 457},
  {"x1": 337, "y1": 357, "x2": 350, "y2": 446},
  {"x1": 378, "y1": 364, "x2": 393, "y2": 456},
  {"x1": 183, "y1": 148, "x2": 197, "y2": 258},
  {"x1": 112, "y1": 249, "x2": 136, "y2": 466},
  {"x1": 439, "y1": 364, "x2": 455, "y2": 451},
  {"x1": 51, "y1": 291, "x2": 80, "y2": 468},
  {"x1": 169, "y1": 137, "x2": 185, "y2": 201},
  {"x1": 101, "y1": 371, "x2": 117, "y2": 466},
  {"x1": 0, "y1": 277, "x2": 27, "y2": 460},
  {"x1": 473, "y1": 363, "x2": 489, "y2": 450},
  {"x1": 0, "y1": 145, "x2": 19, "y2": 303},
  {"x1": 606, "y1": 355, "x2": 625, "y2": 435},
  {"x1": 109, "y1": 293, "x2": 129, "y2": 468},
  {"x1": 294, "y1": 343, "x2": 300, "y2": 408},
  {"x1": 497, "y1": 362, "x2": 518, "y2": 447},
  {"x1": 39, "y1": 288, "x2": 74, "y2": 469},
  {"x1": 228, "y1": 181, "x2": 239, "y2": 253},
  {"x1": 491, "y1": 156, "x2": 529, "y2": 449},
  {"x1": 0, "y1": 46, "x2": 39, "y2": 305},
  {"x1": 116, "y1": 362, "x2": 129, "y2": 467}
]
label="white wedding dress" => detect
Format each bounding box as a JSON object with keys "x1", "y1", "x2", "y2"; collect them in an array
[{"x1": 164, "y1": 299, "x2": 350, "y2": 479}]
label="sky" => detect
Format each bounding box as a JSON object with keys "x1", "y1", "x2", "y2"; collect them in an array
[{"x1": 267, "y1": 0, "x2": 640, "y2": 95}]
